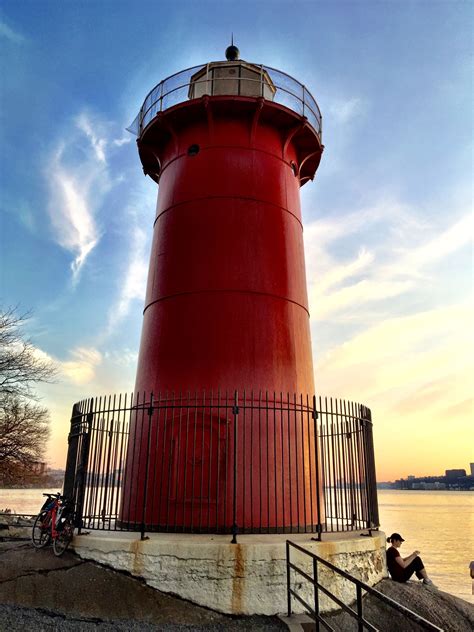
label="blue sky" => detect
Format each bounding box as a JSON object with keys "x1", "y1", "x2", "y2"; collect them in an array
[{"x1": 1, "y1": 0, "x2": 472, "y2": 479}]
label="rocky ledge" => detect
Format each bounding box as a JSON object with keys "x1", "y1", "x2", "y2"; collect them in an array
[{"x1": 325, "y1": 577, "x2": 474, "y2": 632}]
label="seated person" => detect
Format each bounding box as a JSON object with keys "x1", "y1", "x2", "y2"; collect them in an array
[{"x1": 386, "y1": 533, "x2": 436, "y2": 587}]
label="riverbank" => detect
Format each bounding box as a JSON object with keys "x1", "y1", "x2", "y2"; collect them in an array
[{"x1": 1, "y1": 540, "x2": 473, "y2": 631}]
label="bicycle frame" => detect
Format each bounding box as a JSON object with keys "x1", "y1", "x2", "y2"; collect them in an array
[
  {"x1": 33, "y1": 492, "x2": 74, "y2": 556},
  {"x1": 40, "y1": 495, "x2": 68, "y2": 539}
]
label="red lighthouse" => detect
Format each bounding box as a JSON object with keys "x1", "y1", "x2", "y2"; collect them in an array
[{"x1": 121, "y1": 45, "x2": 324, "y2": 533}]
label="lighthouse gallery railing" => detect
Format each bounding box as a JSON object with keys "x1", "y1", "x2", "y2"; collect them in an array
[
  {"x1": 64, "y1": 392, "x2": 378, "y2": 540},
  {"x1": 128, "y1": 63, "x2": 322, "y2": 140}
]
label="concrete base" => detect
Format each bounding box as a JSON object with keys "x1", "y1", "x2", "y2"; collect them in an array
[{"x1": 72, "y1": 530, "x2": 387, "y2": 615}]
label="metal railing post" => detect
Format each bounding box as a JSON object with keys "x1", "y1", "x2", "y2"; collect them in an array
[
  {"x1": 313, "y1": 556, "x2": 320, "y2": 632},
  {"x1": 141, "y1": 393, "x2": 154, "y2": 540},
  {"x1": 356, "y1": 584, "x2": 363, "y2": 632},
  {"x1": 312, "y1": 395, "x2": 322, "y2": 540},
  {"x1": 75, "y1": 399, "x2": 94, "y2": 533},
  {"x1": 231, "y1": 390, "x2": 239, "y2": 544},
  {"x1": 360, "y1": 407, "x2": 376, "y2": 529},
  {"x1": 63, "y1": 403, "x2": 81, "y2": 502},
  {"x1": 286, "y1": 540, "x2": 292, "y2": 616}
]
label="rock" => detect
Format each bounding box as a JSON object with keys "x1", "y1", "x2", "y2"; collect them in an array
[{"x1": 325, "y1": 578, "x2": 474, "y2": 632}]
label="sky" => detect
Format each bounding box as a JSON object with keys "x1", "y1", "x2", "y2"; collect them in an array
[{"x1": 0, "y1": 0, "x2": 472, "y2": 482}]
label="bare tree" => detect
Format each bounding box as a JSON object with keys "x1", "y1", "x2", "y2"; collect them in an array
[
  {"x1": 0, "y1": 307, "x2": 56, "y2": 484},
  {"x1": 0, "y1": 307, "x2": 56, "y2": 399},
  {"x1": 0, "y1": 395, "x2": 51, "y2": 483}
]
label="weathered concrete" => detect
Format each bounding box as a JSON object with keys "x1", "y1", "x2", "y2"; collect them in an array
[
  {"x1": 71, "y1": 530, "x2": 386, "y2": 615},
  {"x1": 0, "y1": 513, "x2": 34, "y2": 540},
  {"x1": 0, "y1": 541, "x2": 285, "y2": 630}
]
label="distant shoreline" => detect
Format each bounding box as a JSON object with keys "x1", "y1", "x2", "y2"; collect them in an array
[
  {"x1": 377, "y1": 486, "x2": 474, "y2": 491},
  {"x1": 0, "y1": 486, "x2": 62, "y2": 491}
]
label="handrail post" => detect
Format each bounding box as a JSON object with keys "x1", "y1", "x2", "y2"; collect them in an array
[
  {"x1": 356, "y1": 584, "x2": 363, "y2": 632},
  {"x1": 141, "y1": 393, "x2": 154, "y2": 540},
  {"x1": 159, "y1": 81, "x2": 163, "y2": 115},
  {"x1": 313, "y1": 556, "x2": 320, "y2": 632},
  {"x1": 231, "y1": 390, "x2": 239, "y2": 544},
  {"x1": 286, "y1": 540, "x2": 291, "y2": 616}
]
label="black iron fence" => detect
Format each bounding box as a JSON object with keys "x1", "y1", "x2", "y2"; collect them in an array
[{"x1": 63, "y1": 392, "x2": 378, "y2": 540}]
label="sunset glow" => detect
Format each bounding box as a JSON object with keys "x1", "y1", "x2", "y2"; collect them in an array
[{"x1": 1, "y1": 1, "x2": 472, "y2": 482}]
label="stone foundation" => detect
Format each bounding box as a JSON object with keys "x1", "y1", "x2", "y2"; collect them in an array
[{"x1": 72, "y1": 531, "x2": 387, "y2": 615}]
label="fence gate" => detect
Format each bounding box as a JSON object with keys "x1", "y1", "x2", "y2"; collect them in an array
[{"x1": 63, "y1": 401, "x2": 93, "y2": 530}]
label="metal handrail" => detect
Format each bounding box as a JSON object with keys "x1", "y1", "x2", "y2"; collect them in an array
[
  {"x1": 129, "y1": 62, "x2": 322, "y2": 140},
  {"x1": 286, "y1": 540, "x2": 443, "y2": 632}
]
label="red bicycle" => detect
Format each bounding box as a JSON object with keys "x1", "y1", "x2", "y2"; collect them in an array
[{"x1": 32, "y1": 492, "x2": 74, "y2": 556}]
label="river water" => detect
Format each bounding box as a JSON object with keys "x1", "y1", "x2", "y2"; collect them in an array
[
  {"x1": 377, "y1": 489, "x2": 473, "y2": 603},
  {"x1": 1, "y1": 487, "x2": 473, "y2": 603}
]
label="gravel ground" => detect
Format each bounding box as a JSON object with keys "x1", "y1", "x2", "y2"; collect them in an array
[{"x1": 0, "y1": 604, "x2": 287, "y2": 631}]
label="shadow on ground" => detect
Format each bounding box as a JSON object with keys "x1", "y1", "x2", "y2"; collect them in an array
[{"x1": 0, "y1": 541, "x2": 286, "y2": 631}]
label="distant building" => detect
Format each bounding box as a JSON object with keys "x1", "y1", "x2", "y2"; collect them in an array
[
  {"x1": 407, "y1": 475, "x2": 415, "y2": 480},
  {"x1": 412, "y1": 481, "x2": 447, "y2": 490},
  {"x1": 445, "y1": 469, "x2": 466, "y2": 479},
  {"x1": 376, "y1": 481, "x2": 395, "y2": 489},
  {"x1": 424, "y1": 482, "x2": 446, "y2": 490},
  {"x1": 470, "y1": 463, "x2": 474, "y2": 477}
]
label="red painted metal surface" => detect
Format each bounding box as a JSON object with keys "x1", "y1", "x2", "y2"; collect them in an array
[{"x1": 121, "y1": 93, "x2": 323, "y2": 531}]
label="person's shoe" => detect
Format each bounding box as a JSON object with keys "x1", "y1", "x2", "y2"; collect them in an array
[{"x1": 423, "y1": 578, "x2": 437, "y2": 588}]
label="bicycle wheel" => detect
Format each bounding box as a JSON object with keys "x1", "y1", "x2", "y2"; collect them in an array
[
  {"x1": 32, "y1": 510, "x2": 51, "y2": 548},
  {"x1": 52, "y1": 518, "x2": 73, "y2": 557}
]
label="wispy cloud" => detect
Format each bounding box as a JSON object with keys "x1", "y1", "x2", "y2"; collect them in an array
[
  {"x1": 106, "y1": 224, "x2": 148, "y2": 335},
  {"x1": 327, "y1": 96, "x2": 367, "y2": 125},
  {"x1": 315, "y1": 301, "x2": 474, "y2": 477},
  {"x1": 305, "y1": 194, "x2": 473, "y2": 478},
  {"x1": 104, "y1": 185, "x2": 152, "y2": 337},
  {"x1": 0, "y1": 20, "x2": 25, "y2": 44},
  {"x1": 305, "y1": 199, "x2": 472, "y2": 322},
  {"x1": 113, "y1": 136, "x2": 132, "y2": 147},
  {"x1": 104, "y1": 348, "x2": 138, "y2": 367},
  {"x1": 48, "y1": 160, "x2": 101, "y2": 279},
  {"x1": 47, "y1": 112, "x2": 115, "y2": 282},
  {"x1": 75, "y1": 113, "x2": 107, "y2": 164},
  {"x1": 19, "y1": 343, "x2": 102, "y2": 388},
  {"x1": 61, "y1": 347, "x2": 102, "y2": 385},
  {"x1": 387, "y1": 213, "x2": 473, "y2": 277}
]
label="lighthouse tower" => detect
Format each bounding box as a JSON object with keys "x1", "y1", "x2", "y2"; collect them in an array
[
  {"x1": 121, "y1": 45, "x2": 324, "y2": 532},
  {"x1": 134, "y1": 45, "x2": 322, "y2": 397}
]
